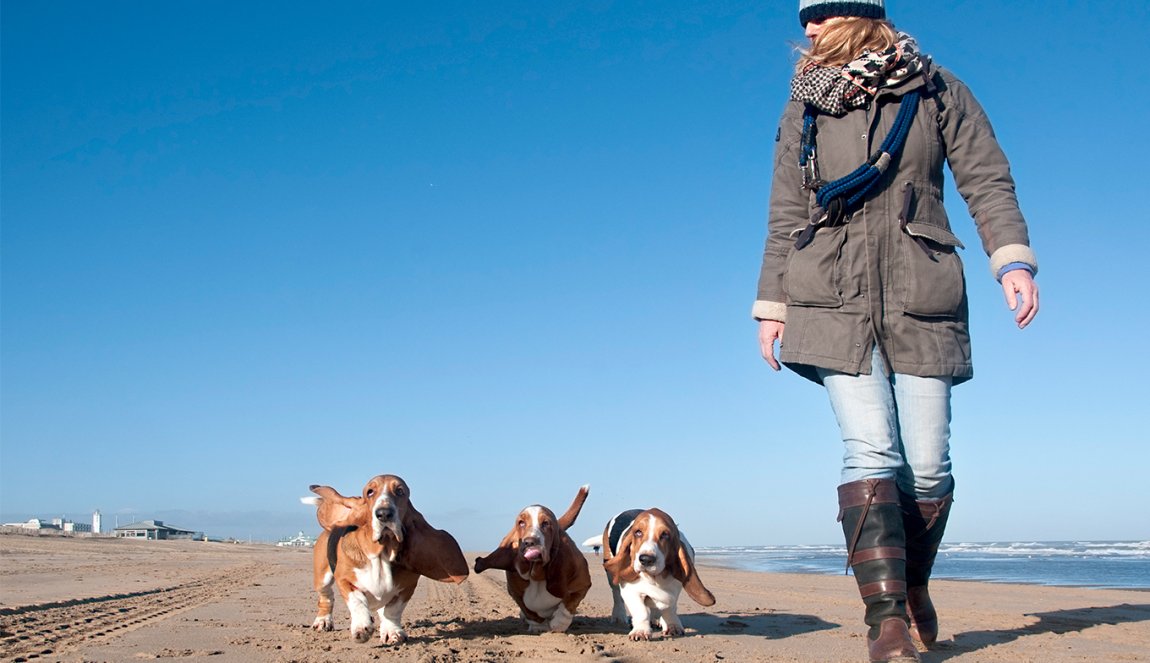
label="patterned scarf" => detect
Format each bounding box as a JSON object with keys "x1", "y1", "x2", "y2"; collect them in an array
[{"x1": 790, "y1": 33, "x2": 924, "y2": 116}]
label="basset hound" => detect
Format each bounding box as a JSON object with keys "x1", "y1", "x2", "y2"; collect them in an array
[
  {"x1": 602, "y1": 508, "x2": 716, "y2": 640},
  {"x1": 301, "y1": 474, "x2": 468, "y2": 645},
  {"x1": 474, "y1": 485, "x2": 592, "y2": 633}
]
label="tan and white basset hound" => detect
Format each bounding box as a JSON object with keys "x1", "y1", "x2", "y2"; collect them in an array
[
  {"x1": 301, "y1": 474, "x2": 468, "y2": 645},
  {"x1": 602, "y1": 508, "x2": 716, "y2": 640},
  {"x1": 473, "y1": 485, "x2": 592, "y2": 633}
]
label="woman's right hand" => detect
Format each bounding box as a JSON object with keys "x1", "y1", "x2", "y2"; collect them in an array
[{"x1": 758, "y1": 320, "x2": 786, "y2": 371}]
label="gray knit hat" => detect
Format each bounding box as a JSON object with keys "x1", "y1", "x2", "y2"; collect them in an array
[{"x1": 799, "y1": 0, "x2": 886, "y2": 26}]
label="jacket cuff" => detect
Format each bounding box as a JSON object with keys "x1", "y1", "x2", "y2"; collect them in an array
[
  {"x1": 989, "y1": 243, "x2": 1038, "y2": 279},
  {"x1": 752, "y1": 300, "x2": 787, "y2": 322}
]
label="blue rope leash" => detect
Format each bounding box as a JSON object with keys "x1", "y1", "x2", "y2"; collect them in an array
[{"x1": 803, "y1": 89, "x2": 921, "y2": 212}]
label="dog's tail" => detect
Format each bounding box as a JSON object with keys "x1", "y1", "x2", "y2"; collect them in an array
[{"x1": 557, "y1": 484, "x2": 590, "y2": 530}]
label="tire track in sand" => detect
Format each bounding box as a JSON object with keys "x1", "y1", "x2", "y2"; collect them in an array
[{"x1": 0, "y1": 563, "x2": 263, "y2": 663}]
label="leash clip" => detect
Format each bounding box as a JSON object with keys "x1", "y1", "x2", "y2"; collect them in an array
[{"x1": 801, "y1": 150, "x2": 823, "y2": 191}]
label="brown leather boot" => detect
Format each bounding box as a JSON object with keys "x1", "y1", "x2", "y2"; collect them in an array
[
  {"x1": 839, "y1": 479, "x2": 920, "y2": 663},
  {"x1": 901, "y1": 489, "x2": 954, "y2": 647}
]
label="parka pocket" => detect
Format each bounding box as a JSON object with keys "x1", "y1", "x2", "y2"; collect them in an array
[
  {"x1": 783, "y1": 224, "x2": 847, "y2": 307},
  {"x1": 900, "y1": 222, "x2": 966, "y2": 317}
]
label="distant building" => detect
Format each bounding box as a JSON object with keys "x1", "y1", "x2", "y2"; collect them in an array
[
  {"x1": 277, "y1": 531, "x2": 317, "y2": 547},
  {"x1": 2, "y1": 517, "x2": 90, "y2": 532},
  {"x1": 114, "y1": 520, "x2": 202, "y2": 540},
  {"x1": 2, "y1": 518, "x2": 58, "y2": 530},
  {"x1": 93, "y1": 510, "x2": 102, "y2": 534},
  {"x1": 52, "y1": 517, "x2": 92, "y2": 533}
]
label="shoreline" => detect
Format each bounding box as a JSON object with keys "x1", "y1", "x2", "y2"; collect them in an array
[
  {"x1": 698, "y1": 556, "x2": 1150, "y2": 593},
  {"x1": 695, "y1": 540, "x2": 1150, "y2": 592},
  {"x1": 2, "y1": 534, "x2": 1148, "y2": 662}
]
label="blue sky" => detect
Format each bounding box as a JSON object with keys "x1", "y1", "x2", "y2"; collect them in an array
[{"x1": 3, "y1": 0, "x2": 1148, "y2": 549}]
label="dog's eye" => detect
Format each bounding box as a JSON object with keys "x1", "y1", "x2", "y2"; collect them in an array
[
  {"x1": 659, "y1": 531, "x2": 670, "y2": 540},
  {"x1": 633, "y1": 530, "x2": 643, "y2": 538},
  {"x1": 366, "y1": 489, "x2": 375, "y2": 497},
  {"x1": 541, "y1": 521, "x2": 551, "y2": 529},
  {"x1": 395, "y1": 487, "x2": 406, "y2": 497}
]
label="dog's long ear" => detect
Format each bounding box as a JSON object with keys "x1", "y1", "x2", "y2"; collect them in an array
[
  {"x1": 304, "y1": 485, "x2": 366, "y2": 531},
  {"x1": 474, "y1": 527, "x2": 519, "y2": 573},
  {"x1": 603, "y1": 527, "x2": 640, "y2": 585},
  {"x1": 545, "y1": 532, "x2": 585, "y2": 600},
  {"x1": 671, "y1": 537, "x2": 716, "y2": 607},
  {"x1": 400, "y1": 504, "x2": 469, "y2": 584},
  {"x1": 556, "y1": 484, "x2": 589, "y2": 531}
]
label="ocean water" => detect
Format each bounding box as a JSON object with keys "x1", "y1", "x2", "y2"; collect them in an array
[{"x1": 696, "y1": 541, "x2": 1150, "y2": 590}]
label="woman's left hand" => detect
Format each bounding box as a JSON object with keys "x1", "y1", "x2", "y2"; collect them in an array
[{"x1": 1001, "y1": 269, "x2": 1039, "y2": 329}]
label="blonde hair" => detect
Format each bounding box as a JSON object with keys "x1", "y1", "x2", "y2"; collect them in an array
[{"x1": 797, "y1": 17, "x2": 898, "y2": 71}]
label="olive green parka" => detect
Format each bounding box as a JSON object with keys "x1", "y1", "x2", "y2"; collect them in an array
[{"x1": 753, "y1": 62, "x2": 1037, "y2": 384}]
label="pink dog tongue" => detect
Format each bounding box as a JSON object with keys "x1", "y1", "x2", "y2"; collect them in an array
[{"x1": 523, "y1": 548, "x2": 542, "y2": 561}]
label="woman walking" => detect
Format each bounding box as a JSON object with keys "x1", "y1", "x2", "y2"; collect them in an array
[{"x1": 754, "y1": 1, "x2": 1039, "y2": 661}]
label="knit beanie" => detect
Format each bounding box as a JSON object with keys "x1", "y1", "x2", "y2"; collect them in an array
[{"x1": 799, "y1": 0, "x2": 886, "y2": 26}]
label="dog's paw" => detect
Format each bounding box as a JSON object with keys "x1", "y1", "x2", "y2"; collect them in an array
[
  {"x1": 662, "y1": 624, "x2": 685, "y2": 637},
  {"x1": 351, "y1": 625, "x2": 372, "y2": 643},
  {"x1": 311, "y1": 615, "x2": 333, "y2": 631},
  {"x1": 380, "y1": 627, "x2": 407, "y2": 645},
  {"x1": 526, "y1": 620, "x2": 550, "y2": 634},
  {"x1": 548, "y1": 606, "x2": 574, "y2": 633},
  {"x1": 628, "y1": 628, "x2": 653, "y2": 641}
]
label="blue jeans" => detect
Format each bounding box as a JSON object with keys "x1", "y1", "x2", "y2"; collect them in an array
[{"x1": 815, "y1": 348, "x2": 954, "y2": 500}]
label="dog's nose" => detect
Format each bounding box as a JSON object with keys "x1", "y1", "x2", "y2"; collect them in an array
[
  {"x1": 522, "y1": 536, "x2": 541, "y2": 548},
  {"x1": 375, "y1": 504, "x2": 395, "y2": 520},
  {"x1": 638, "y1": 554, "x2": 657, "y2": 566}
]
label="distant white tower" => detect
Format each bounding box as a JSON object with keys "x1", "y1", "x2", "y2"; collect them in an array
[{"x1": 92, "y1": 510, "x2": 102, "y2": 534}]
